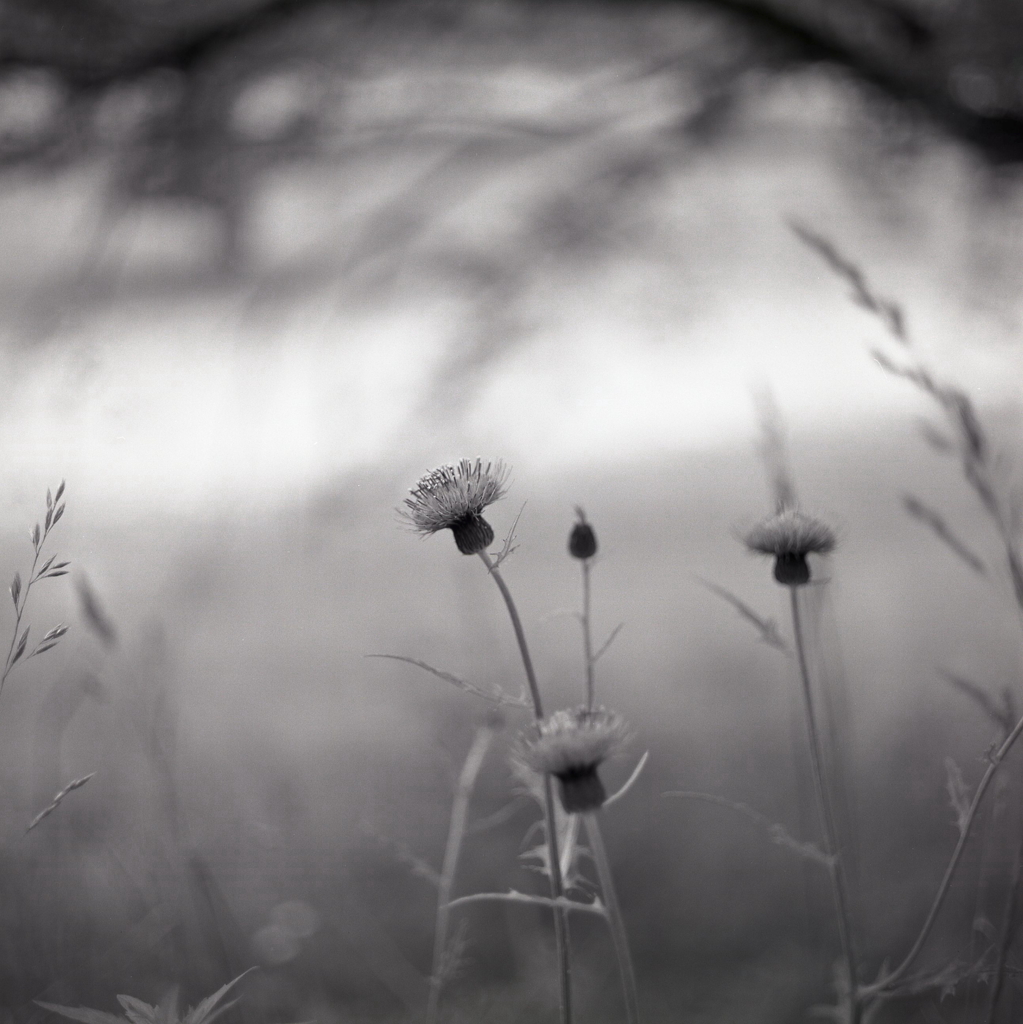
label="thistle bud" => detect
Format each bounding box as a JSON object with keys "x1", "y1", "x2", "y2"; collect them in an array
[{"x1": 568, "y1": 506, "x2": 597, "y2": 560}]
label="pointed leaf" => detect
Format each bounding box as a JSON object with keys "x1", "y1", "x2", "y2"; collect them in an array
[
  {"x1": 46, "y1": 488, "x2": 52, "y2": 510},
  {"x1": 154, "y1": 988, "x2": 179, "y2": 1024},
  {"x1": 10, "y1": 573, "x2": 20, "y2": 608},
  {"x1": 30, "y1": 642, "x2": 59, "y2": 657},
  {"x1": 117, "y1": 996, "x2": 157, "y2": 1024},
  {"x1": 55, "y1": 480, "x2": 65, "y2": 502},
  {"x1": 12, "y1": 627, "x2": 29, "y2": 665},
  {"x1": 944, "y1": 757, "x2": 971, "y2": 836},
  {"x1": 53, "y1": 504, "x2": 65, "y2": 526},
  {"x1": 45, "y1": 570, "x2": 69, "y2": 578},
  {"x1": 42, "y1": 624, "x2": 69, "y2": 642},
  {"x1": 45, "y1": 506, "x2": 52, "y2": 531},
  {"x1": 32, "y1": 523, "x2": 40, "y2": 548},
  {"x1": 183, "y1": 969, "x2": 257, "y2": 1024},
  {"x1": 26, "y1": 773, "x2": 96, "y2": 832},
  {"x1": 36, "y1": 1004, "x2": 124, "y2": 1024},
  {"x1": 903, "y1": 495, "x2": 986, "y2": 575},
  {"x1": 37, "y1": 556, "x2": 56, "y2": 577}
]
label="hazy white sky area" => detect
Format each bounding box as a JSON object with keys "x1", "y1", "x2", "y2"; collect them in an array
[{"x1": 0, "y1": 61, "x2": 1019, "y2": 516}]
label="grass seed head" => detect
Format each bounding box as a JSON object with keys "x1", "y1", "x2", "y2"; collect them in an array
[
  {"x1": 517, "y1": 705, "x2": 629, "y2": 813},
  {"x1": 399, "y1": 459, "x2": 509, "y2": 555},
  {"x1": 744, "y1": 509, "x2": 836, "y2": 585}
]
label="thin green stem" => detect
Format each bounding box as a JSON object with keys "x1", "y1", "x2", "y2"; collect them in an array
[
  {"x1": 863, "y1": 710, "x2": 1023, "y2": 997},
  {"x1": 476, "y1": 550, "x2": 571, "y2": 1024},
  {"x1": 789, "y1": 585, "x2": 860, "y2": 1024},
  {"x1": 585, "y1": 813, "x2": 640, "y2": 1024},
  {"x1": 581, "y1": 559, "x2": 594, "y2": 709},
  {"x1": 426, "y1": 724, "x2": 495, "y2": 1024}
]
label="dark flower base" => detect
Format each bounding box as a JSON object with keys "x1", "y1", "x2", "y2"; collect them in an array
[
  {"x1": 451, "y1": 514, "x2": 494, "y2": 555},
  {"x1": 569, "y1": 522, "x2": 597, "y2": 559},
  {"x1": 774, "y1": 552, "x2": 810, "y2": 585},
  {"x1": 555, "y1": 766, "x2": 606, "y2": 813}
]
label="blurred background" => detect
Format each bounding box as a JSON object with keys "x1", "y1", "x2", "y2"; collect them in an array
[{"x1": 0, "y1": 0, "x2": 1022, "y2": 1020}]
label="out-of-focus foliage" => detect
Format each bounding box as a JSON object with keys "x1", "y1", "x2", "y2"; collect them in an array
[{"x1": 0, "y1": 0, "x2": 1021, "y2": 277}]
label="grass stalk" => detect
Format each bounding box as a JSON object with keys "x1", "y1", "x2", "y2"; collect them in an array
[
  {"x1": 789, "y1": 585, "x2": 860, "y2": 1023},
  {"x1": 477, "y1": 550, "x2": 572, "y2": 1024},
  {"x1": 585, "y1": 812, "x2": 639, "y2": 1024},
  {"x1": 864, "y1": 710, "x2": 1023, "y2": 998},
  {"x1": 426, "y1": 722, "x2": 495, "y2": 1024},
  {"x1": 984, "y1": 813, "x2": 1023, "y2": 1024},
  {"x1": 2, "y1": 484, "x2": 68, "y2": 703}
]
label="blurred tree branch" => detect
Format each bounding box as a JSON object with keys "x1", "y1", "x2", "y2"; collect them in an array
[
  {"x1": 0, "y1": 0, "x2": 1021, "y2": 284},
  {"x1": 1, "y1": 0, "x2": 1021, "y2": 164}
]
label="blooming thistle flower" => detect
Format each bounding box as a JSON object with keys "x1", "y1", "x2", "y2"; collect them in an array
[
  {"x1": 517, "y1": 706, "x2": 629, "y2": 813},
  {"x1": 400, "y1": 459, "x2": 509, "y2": 555},
  {"x1": 568, "y1": 506, "x2": 597, "y2": 560},
  {"x1": 744, "y1": 508, "x2": 836, "y2": 585}
]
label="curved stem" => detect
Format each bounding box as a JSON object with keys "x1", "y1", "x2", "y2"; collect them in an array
[
  {"x1": 585, "y1": 813, "x2": 640, "y2": 1024},
  {"x1": 581, "y1": 559, "x2": 594, "y2": 709},
  {"x1": 426, "y1": 724, "x2": 494, "y2": 1024},
  {"x1": 478, "y1": 551, "x2": 543, "y2": 718},
  {"x1": 476, "y1": 550, "x2": 571, "y2": 1024},
  {"x1": 789, "y1": 586, "x2": 860, "y2": 1023},
  {"x1": 863, "y1": 710, "x2": 1023, "y2": 997}
]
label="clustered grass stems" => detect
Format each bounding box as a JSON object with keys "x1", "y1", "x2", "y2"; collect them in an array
[
  {"x1": 745, "y1": 509, "x2": 861, "y2": 1023},
  {"x1": 400, "y1": 459, "x2": 573, "y2": 1024}
]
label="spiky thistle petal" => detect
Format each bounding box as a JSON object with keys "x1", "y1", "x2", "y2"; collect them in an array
[
  {"x1": 400, "y1": 459, "x2": 509, "y2": 555},
  {"x1": 517, "y1": 706, "x2": 629, "y2": 813}
]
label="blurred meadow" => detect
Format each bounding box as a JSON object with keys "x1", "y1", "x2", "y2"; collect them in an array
[{"x1": 1, "y1": 0, "x2": 1023, "y2": 1021}]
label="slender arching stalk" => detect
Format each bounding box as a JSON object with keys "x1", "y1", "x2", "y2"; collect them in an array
[
  {"x1": 585, "y1": 812, "x2": 640, "y2": 1024},
  {"x1": 477, "y1": 550, "x2": 572, "y2": 1024},
  {"x1": 862, "y1": 709, "x2": 1023, "y2": 998},
  {"x1": 789, "y1": 585, "x2": 860, "y2": 1024}
]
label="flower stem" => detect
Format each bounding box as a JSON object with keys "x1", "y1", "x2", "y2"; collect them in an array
[
  {"x1": 426, "y1": 723, "x2": 495, "y2": 1024},
  {"x1": 789, "y1": 585, "x2": 860, "y2": 1023},
  {"x1": 581, "y1": 559, "x2": 595, "y2": 709},
  {"x1": 862, "y1": 709, "x2": 1023, "y2": 998},
  {"x1": 585, "y1": 812, "x2": 640, "y2": 1024},
  {"x1": 477, "y1": 550, "x2": 572, "y2": 1024},
  {"x1": 478, "y1": 551, "x2": 544, "y2": 718}
]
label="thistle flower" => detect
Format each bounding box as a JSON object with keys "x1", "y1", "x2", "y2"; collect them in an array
[
  {"x1": 400, "y1": 459, "x2": 509, "y2": 555},
  {"x1": 568, "y1": 506, "x2": 597, "y2": 560},
  {"x1": 517, "y1": 706, "x2": 629, "y2": 813},
  {"x1": 744, "y1": 508, "x2": 836, "y2": 585}
]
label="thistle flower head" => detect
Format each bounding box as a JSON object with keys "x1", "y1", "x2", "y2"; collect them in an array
[
  {"x1": 744, "y1": 508, "x2": 836, "y2": 585},
  {"x1": 399, "y1": 459, "x2": 509, "y2": 555},
  {"x1": 517, "y1": 705, "x2": 629, "y2": 813},
  {"x1": 568, "y1": 506, "x2": 597, "y2": 560}
]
